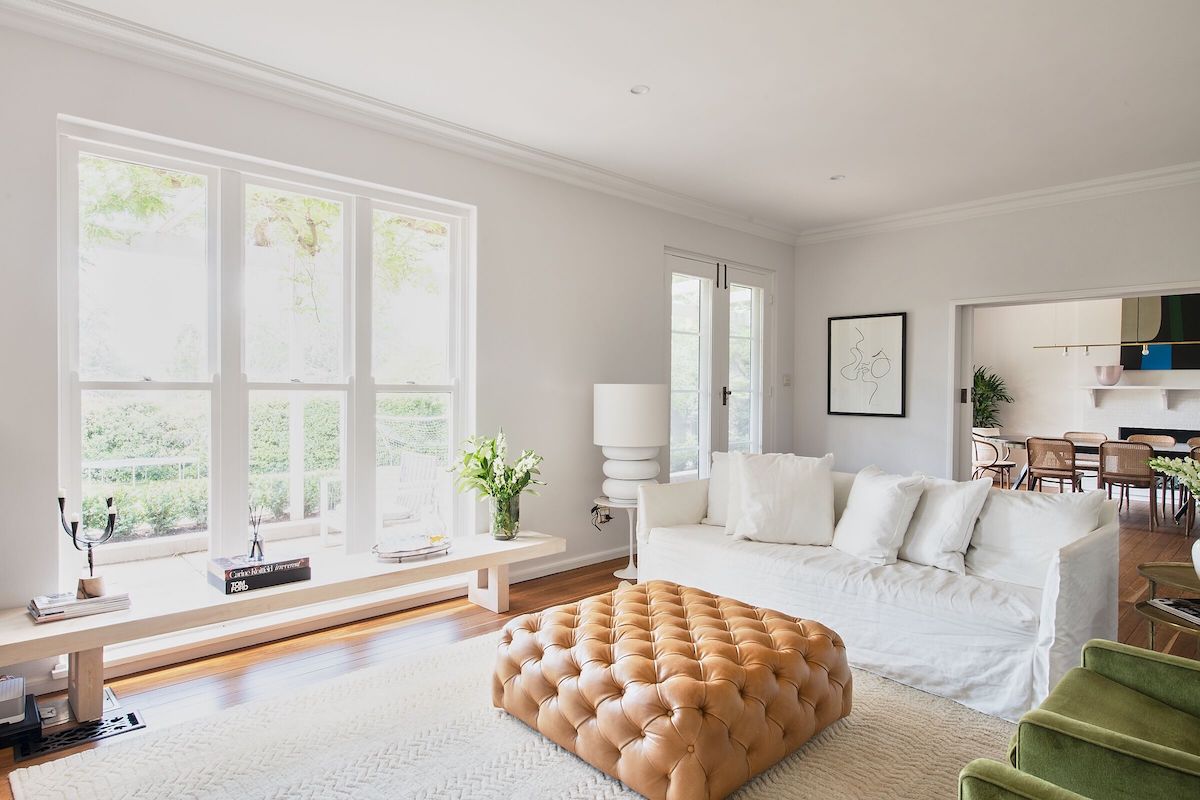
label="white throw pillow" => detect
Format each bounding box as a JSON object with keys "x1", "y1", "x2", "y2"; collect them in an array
[
  {"x1": 831, "y1": 466, "x2": 924, "y2": 565},
  {"x1": 965, "y1": 490, "x2": 1104, "y2": 588},
  {"x1": 703, "y1": 452, "x2": 730, "y2": 527},
  {"x1": 898, "y1": 475, "x2": 992, "y2": 573},
  {"x1": 724, "y1": 452, "x2": 747, "y2": 535},
  {"x1": 732, "y1": 453, "x2": 836, "y2": 545}
]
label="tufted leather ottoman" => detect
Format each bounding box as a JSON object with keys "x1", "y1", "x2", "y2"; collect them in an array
[{"x1": 493, "y1": 580, "x2": 852, "y2": 800}]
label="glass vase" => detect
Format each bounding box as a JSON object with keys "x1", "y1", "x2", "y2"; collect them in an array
[{"x1": 489, "y1": 495, "x2": 520, "y2": 540}]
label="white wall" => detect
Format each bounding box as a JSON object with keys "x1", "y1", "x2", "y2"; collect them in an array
[
  {"x1": 0, "y1": 27, "x2": 796, "y2": 626},
  {"x1": 973, "y1": 298, "x2": 1200, "y2": 452},
  {"x1": 794, "y1": 182, "x2": 1200, "y2": 476}
]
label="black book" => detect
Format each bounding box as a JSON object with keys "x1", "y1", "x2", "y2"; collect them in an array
[{"x1": 208, "y1": 565, "x2": 312, "y2": 595}]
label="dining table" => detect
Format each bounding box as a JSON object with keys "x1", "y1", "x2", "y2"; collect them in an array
[{"x1": 990, "y1": 434, "x2": 1194, "y2": 521}]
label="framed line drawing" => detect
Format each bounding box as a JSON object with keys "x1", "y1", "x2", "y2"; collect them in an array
[{"x1": 828, "y1": 312, "x2": 906, "y2": 417}]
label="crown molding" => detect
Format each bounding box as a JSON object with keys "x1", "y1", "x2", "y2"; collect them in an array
[
  {"x1": 0, "y1": 0, "x2": 801, "y2": 244},
  {"x1": 796, "y1": 160, "x2": 1200, "y2": 246}
]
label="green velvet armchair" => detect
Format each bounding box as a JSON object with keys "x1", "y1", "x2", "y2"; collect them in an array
[{"x1": 960, "y1": 639, "x2": 1200, "y2": 799}]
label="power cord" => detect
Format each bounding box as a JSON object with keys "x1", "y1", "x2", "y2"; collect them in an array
[{"x1": 590, "y1": 503, "x2": 612, "y2": 531}]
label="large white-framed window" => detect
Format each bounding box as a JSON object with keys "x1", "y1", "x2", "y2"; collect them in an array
[
  {"x1": 666, "y1": 251, "x2": 773, "y2": 481},
  {"x1": 58, "y1": 124, "x2": 473, "y2": 573}
]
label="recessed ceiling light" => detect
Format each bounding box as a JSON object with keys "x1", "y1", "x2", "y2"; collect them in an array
[
  {"x1": 630, "y1": 85, "x2": 650, "y2": 95},
  {"x1": 829, "y1": 174, "x2": 846, "y2": 181}
]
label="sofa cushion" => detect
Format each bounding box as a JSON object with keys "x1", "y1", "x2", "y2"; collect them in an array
[
  {"x1": 733, "y1": 453, "x2": 836, "y2": 545},
  {"x1": 648, "y1": 525, "x2": 1040, "y2": 633},
  {"x1": 899, "y1": 475, "x2": 992, "y2": 574},
  {"x1": 1038, "y1": 668, "x2": 1200, "y2": 758},
  {"x1": 966, "y1": 490, "x2": 1104, "y2": 588},
  {"x1": 641, "y1": 524, "x2": 1044, "y2": 719},
  {"x1": 832, "y1": 466, "x2": 923, "y2": 565}
]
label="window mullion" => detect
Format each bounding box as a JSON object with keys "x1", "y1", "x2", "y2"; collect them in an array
[
  {"x1": 213, "y1": 168, "x2": 247, "y2": 558},
  {"x1": 347, "y1": 196, "x2": 375, "y2": 554}
]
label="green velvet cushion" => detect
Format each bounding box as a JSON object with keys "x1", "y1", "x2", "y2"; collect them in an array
[
  {"x1": 960, "y1": 759, "x2": 1090, "y2": 800},
  {"x1": 1082, "y1": 639, "x2": 1200, "y2": 719},
  {"x1": 1040, "y1": 667, "x2": 1200, "y2": 757}
]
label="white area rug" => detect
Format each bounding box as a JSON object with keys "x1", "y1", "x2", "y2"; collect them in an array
[{"x1": 10, "y1": 633, "x2": 1013, "y2": 799}]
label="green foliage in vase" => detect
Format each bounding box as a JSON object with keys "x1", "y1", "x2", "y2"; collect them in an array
[
  {"x1": 452, "y1": 430, "x2": 544, "y2": 503},
  {"x1": 972, "y1": 366, "x2": 1014, "y2": 428}
]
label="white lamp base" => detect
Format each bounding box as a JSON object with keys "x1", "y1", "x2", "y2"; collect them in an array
[{"x1": 600, "y1": 446, "x2": 661, "y2": 501}]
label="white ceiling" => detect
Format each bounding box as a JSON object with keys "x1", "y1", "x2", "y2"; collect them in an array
[{"x1": 55, "y1": 1, "x2": 1200, "y2": 234}]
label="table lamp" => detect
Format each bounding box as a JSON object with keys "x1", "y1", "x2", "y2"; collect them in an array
[{"x1": 593, "y1": 383, "x2": 668, "y2": 501}]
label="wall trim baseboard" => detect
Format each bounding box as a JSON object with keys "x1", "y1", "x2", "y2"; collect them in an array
[
  {"x1": 796, "y1": 161, "x2": 1200, "y2": 245},
  {"x1": 25, "y1": 543, "x2": 628, "y2": 696},
  {"x1": 0, "y1": 0, "x2": 799, "y2": 245}
]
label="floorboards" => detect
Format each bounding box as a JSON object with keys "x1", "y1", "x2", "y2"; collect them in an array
[{"x1": 3, "y1": 502, "x2": 1196, "y2": 796}]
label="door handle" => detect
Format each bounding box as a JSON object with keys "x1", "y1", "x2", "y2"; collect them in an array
[{"x1": 722, "y1": 386, "x2": 731, "y2": 406}]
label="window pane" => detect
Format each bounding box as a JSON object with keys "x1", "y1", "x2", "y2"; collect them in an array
[
  {"x1": 373, "y1": 209, "x2": 451, "y2": 384},
  {"x1": 671, "y1": 332, "x2": 700, "y2": 391},
  {"x1": 249, "y1": 391, "x2": 345, "y2": 526},
  {"x1": 670, "y1": 390, "x2": 699, "y2": 451},
  {"x1": 728, "y1": 392, "x2": 753, "y2": 452},
  {"x1": 729, "y1": 285, "x2": 754, "y2": 338},
  {"x1": 729, "y1": 337, "x2": 753, "y2": 391},
  {"x1": 670, "y1": 447, "x2": 699, "y2": 480},
  {"x1": 376, "y1": 393, "x2": 452, "y2": 537},
  {"x1": 81, "y1": 391, "x2": 209, "y2": 542},
  {"x1": 671, "y1": 274, "x2": 700, "y2": 334},
  {"x1": 78, "y1": 154, "x2": 208, "y2": 381},
  {"x1": 245, "y1": 185, "x2": 344, "y2": 381}
]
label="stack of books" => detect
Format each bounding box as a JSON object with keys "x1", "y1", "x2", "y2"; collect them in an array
[
  {"x1": 373, "y1": 532, "x2": 451, "y2": 562},
  {"x1": 27, "y1": 591, "x2": 130, "y2": 623},
  {"x1": 208, "y1": 555, "x2": 311, "y2": 595},
  {"x1": 1149, "y1": 597, "x2": 1200, "y2": 627}
]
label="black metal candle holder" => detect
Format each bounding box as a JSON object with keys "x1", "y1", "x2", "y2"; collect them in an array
[{"x1": 58, "y1": 492, "x2": 117, "y2": 580}]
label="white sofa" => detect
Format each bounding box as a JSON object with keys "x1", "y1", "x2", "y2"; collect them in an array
[{"x1": 636, "y1": 471, "x2": 1119, "y2": 721}]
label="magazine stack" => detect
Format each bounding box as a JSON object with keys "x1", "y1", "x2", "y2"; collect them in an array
[{"x1": 28, "y1": 591, "x2": 130, "y2": 623}]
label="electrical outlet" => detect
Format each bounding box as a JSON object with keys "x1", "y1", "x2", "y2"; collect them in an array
[{"x1": 782, "y1": 373, "x2": 793, "y2": 387}]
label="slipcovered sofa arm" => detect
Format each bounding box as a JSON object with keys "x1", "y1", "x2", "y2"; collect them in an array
[
  {"x1": 1082, "y1": 639, "x2": 1200, "y2": 718},
  {"x1": 1015, "y1": 708, "x2": 1200, "y2": 797},
  {"x1": 959, "y1": 759, "x2": 1088, "y2": 800},
  {"x1": 636, "y1": 480, "x2": 708, "y2": 543},
  {"x1": 1035, "y1": 502, "x2": 1119, "y2": 699}
]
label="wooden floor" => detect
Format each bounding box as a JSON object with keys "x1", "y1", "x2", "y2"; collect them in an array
[{"x1": 2, "y1": 500, "x2": 1195, "y2": 795}]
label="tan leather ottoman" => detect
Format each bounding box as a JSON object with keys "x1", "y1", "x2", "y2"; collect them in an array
[{"x1": 493, "y1": 580, "x2": 852, "y2": 800}]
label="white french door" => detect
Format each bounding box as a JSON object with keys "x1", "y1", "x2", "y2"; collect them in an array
[{"x1": 667, "y1": 252, "x2": 772, "y2": 481}]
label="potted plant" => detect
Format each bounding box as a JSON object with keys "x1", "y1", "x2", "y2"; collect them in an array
[
  {"x1": 452, "y1": 430, "x2": 544, "y2": 540},
  {"x1": 972, "y1": 366, "x2": 1014, "y2": 435},
  {"x1": 1149, "y1": 456, "x2": 1200, "y2": 577}
]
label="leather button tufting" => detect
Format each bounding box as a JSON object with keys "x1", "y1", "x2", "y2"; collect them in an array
[{"x1": 492, "y1": 580, "x2": 851, "y2": 800}]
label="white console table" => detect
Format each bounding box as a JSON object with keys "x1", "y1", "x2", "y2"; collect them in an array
[{"x1": 0, "y1": 533, "x2": 564, "y2": 722}]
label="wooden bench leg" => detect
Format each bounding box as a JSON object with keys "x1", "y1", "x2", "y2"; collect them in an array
[
  {"x1": 467, "y1": 564, "x2": 509, "y2": 613},
  {"x1": 68, "y1": 647, "x2": 105, "y2": 722}
]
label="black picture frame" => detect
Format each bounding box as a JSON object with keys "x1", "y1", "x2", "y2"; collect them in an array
[{"x1": 827, "y1": 312, "x2": 907, "y2": 418}]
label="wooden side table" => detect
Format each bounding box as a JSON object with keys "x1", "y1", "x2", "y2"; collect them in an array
[{"x1": 1136, "y1": 562, "x2": 1200, "y2": 651}]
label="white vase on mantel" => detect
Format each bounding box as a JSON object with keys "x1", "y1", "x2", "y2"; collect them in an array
[{"x1": 1193, "y1": 538, "x2": 1200, "y2": 581}]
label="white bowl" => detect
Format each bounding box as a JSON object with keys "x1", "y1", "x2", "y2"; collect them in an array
[{"x1": 1094, "y1": 365, "x2": 1124, "y2": 386}]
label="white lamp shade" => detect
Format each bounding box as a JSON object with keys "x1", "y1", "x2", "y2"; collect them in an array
[{"x1": 593, "y1": 384, "x2": 668, "y2": 447}]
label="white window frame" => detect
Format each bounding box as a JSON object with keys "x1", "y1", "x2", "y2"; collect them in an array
[{"x1": 57, "y1": 121, "x2": 475, "y2": 575}]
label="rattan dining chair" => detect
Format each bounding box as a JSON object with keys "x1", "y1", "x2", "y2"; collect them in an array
[
  {"x1": 1098, "y1": 441, "x2": 1157, "y2": 530},
  {"x1": 1026, "y1": 437, "x2": 1084, "y2": 493},
  {"x1": 1129, "y1": 434, "x2": 1179, "y2": 517},
  {"x1": 972, "y1": 437, "x2": 1016, "y2": 488},
  {"x1": 1064, "y1": 431, "x2": 1106, "y2": 488}
]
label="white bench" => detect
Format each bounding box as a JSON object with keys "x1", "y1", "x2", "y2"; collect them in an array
[{"x1": 0, "y1": 533, "x2": 565, "y2": 721}]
